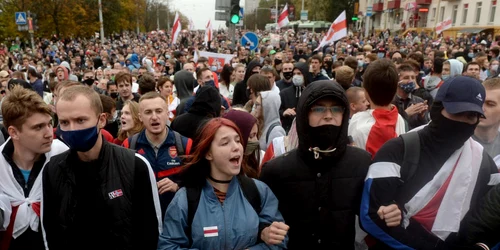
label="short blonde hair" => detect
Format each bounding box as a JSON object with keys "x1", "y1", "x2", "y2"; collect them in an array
[
  {"x1": 58, "y1": 85, "x2": 103, "y2": 116},
  {"x1": 2, "y1": 85, "x2": 51, "y2": 130},
  {"x1": 483, "y1": 77, "x2": 500, "y2": 90},
  {"x1": 335, "y1": 66, "x2": 355, "y2": 89}
]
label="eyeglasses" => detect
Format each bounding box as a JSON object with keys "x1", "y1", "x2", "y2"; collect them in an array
[{"x1": 310, "y1": 106, "x2": 345, "y2": 114}]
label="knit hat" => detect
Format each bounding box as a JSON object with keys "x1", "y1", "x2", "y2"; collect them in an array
[{"x1": 223, "y1": 109, "x2": 257, "y2": 148}]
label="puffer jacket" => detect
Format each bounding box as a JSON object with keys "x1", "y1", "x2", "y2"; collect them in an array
[
  {"x1": 158, "y1": 177, "x2": 288, "y2": 250},
  {"x1": 459, "y1": 182, "x2": 500, "y2": 249},
  {"x1": 260, "y1": 80, "x2": 371, "y2": 249}
]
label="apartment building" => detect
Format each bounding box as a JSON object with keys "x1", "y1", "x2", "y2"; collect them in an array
[{"x1": 357, "y1": 0, "x2": 500, "y2": 38}]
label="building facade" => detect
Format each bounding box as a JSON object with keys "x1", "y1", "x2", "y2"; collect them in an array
[{"x1": 357, "y1": 0, "x2": 500, "y2": 38}]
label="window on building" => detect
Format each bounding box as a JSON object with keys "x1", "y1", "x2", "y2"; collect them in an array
[
  {"x1": 490, "y1": 1, "x2": 497, "y2": 23},
  {"x1": 452, "y1": 5, "x2": 458, "y2": 25},
  {"x1": 475, "y1": 2, "x2": 482, "y2": 23},
  {"x1": 431, "y1": 8, "x2": 436, "y2": 19},
  {"x1": 462, "y1": 4, "x2": 468, "y2": 24},
  {"x1": 440, "y1": 6, "x2": 445, "y2": 21}
]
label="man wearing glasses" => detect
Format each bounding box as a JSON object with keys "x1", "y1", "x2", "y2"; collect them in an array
[{"x1": 261, "y1": 80, "x2": 388, "y2": 249}]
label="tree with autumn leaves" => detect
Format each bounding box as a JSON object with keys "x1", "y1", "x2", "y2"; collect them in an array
[{"x1": 0, "y1": 0, "x2": 189, "y2": 40}]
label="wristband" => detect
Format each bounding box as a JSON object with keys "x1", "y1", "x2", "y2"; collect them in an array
[{"x1": 476, "y1": 243, "x2": 490, "y2": 250}]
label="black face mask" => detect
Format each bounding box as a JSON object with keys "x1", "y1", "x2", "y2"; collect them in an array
[
  {"x1": 274, "y1": 59, "x2": 282, "y2": 65},
  {"x1": 324, "y1": 61, "x2": 333, "y2": 69},
  {"x1": 83, "y1": 78, "x2": 94, "y2": 86},
  {"x1": 283, "y1": 71, "x2": 293, "y2": 80},
  {"x1": 428, "y1": 102, "x2": 479, "y2": 152},
  {"x1": 110, "y1": 92, "x2": 119, "y2": 99},
  {"x1": 165, "y1": 66, "x2": 170, "y2": 72},
  {"x1": 308, "y1": 125, "x2": 342, "y2": 151},
  {"x1": 298, "y1": 49, "x2": 304, "y2": 54}
]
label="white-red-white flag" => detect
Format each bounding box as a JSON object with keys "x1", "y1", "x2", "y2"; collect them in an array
[
  {"x1": 189, "y1": 18, "x2": 195, "y2": 30},
  {"x1": 171, "y1": 12, "x2": 181, "y2": 44},
  {"x1": 435, "y1": 17, "x2": 452, "y2": 35},
  {"x1": 277, "y1": 4, "x2": 289, "y2": 29},
  {"x1": 204, "y1": 19, "x2": 213, "y2": 46},
  {"x1": 315, "y1": 11, "x2": 347, "y2": 51}
]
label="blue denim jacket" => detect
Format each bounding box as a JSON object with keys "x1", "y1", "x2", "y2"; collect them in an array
[{"x1": 157, "y1": 177, "x2": 288, "y2": 250}]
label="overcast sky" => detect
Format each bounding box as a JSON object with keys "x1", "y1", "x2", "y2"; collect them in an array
[{"x1": 170, "y1": 0, "x2": 246, "y2": 30}]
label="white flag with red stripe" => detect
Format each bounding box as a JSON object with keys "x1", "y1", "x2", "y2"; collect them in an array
[
  {"x1": 171, "y1": 12, "x2": 181, "y2": 44},
  {"x1": 204, "y1": 19, "x2": 213, "y2": 46},
  {"x1": 277, "y1": 3, "x2": 289, "y2": 29},
  {"x1": 315, "y1": 11, "x2": 347, "y2": 51},
  {"x1": 203, "y1": 226, "x2": 218, "y2": 237},
  {"x1": 189, "y1": 18, "x2": 195, "y2": 30}
]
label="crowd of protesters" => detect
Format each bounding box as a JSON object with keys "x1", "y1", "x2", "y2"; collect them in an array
[{"x1": 0, "y1": 26, "x2": 500, "y2": 250}]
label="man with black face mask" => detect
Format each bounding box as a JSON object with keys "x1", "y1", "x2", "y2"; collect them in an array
[
  {"x1": 261, "y1": 80, "x2": 376, "y2": 249},
  {"x1": 276, "y1": 61, "x2": 294, "y2": 91},
  {"x1": 361, "y1": 76, "x2": 499, "y2": 250}
]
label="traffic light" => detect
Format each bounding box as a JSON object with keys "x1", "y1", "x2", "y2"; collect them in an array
[
  {"x1": 351, "y1": 17, "x2": 358, "y2": 21},
  {"x1": 230, "y1": 0, "x2": 241, "y2": 24}
]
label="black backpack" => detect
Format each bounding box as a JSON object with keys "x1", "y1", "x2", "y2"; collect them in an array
[
  {"x1": 184, "y1": 175, "x2": 261, "y2": 243},
  {"x1": 397, "y1": 132, "x2": 420, "y2": 204},
  {"x1": 128, "y1": 131, "x2": 185, "y2": 156}
]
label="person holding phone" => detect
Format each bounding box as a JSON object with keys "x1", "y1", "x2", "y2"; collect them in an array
[{"x1": 392, "y1": 62, "x2": 430, "y2": 130}]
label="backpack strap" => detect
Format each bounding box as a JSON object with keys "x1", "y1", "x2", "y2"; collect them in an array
[
  {"x1": 236, "y1": 175, "x2": 262, "y2": 215},
  {"x1": 173, "y1": 131, "x2": 185, "y2": 156},
  {"x1": 129, "y1": 133, "x2": 140, "y2": 150},
  {"x1": 266, "y1": 122, "x2": 281, "y2": 145},
  {"x1": 185, "y1": 186, "x2": 202, "y2": 246},
  {"x1": 400, "y1": 132, "x2": 420, "y2": 183}
]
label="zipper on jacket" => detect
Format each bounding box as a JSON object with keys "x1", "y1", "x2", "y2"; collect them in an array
[{"x1": 221, "y1": 203, "x2": 228, "y2": 250}]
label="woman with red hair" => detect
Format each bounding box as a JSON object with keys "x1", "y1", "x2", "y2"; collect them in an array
[{"x1": 158, "y1": 118, "x2": 289, "y2": 249}]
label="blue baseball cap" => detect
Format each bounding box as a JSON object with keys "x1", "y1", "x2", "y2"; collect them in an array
[{"x1": 435, "y1": 76, "x2": 485, "y2": 116}]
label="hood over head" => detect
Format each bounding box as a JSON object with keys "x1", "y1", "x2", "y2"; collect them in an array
[
  {"x1": 174, "y1": 70, "x2": 195, "y2": 100},
  {"x1": 189, "y1": 85, "x2": 221, "y2": 117},
  {"x1": 296, "y1": 80, "x2": 349, "y2": 159},
  {"x1": 446, "y1": 59, "x2": 464, "y2": 77},
  {"x1": 293, "y1": 62, "x2": 312, "y2": 87},
  {"x1": 244, "y1": 60, "x2": 262, "y2": 82},
  {"x1": 223, "y1": 109, "x2": 257, "y2": 148},
  {"x1": 259, "y1": 90, "x2": 283, "y2": 150},
  {"x1": 55, "y1": 66, "x2": 69, "y2": 80}
]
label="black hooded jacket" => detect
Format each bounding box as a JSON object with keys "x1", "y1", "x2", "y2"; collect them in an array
[
  {"x1": 260, "y1": 80, "x2": 371, "y2": 250},
  {"x1": 174, "y1": 70, "x2": 196, "y2": 116},
  {"x1": 171, "y1": 86, "x2": 221, "y2": 139},
  {"x1": 232, "y1": 60, "x2": 261, "y2": 106},
  {"x1": 279, "y1": 62, "x2": 310, "y2": 132}
]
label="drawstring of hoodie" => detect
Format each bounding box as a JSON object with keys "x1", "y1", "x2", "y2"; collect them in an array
[
  {"x1": 309, "y1": 147, "x2": 337, "y2": 159},
  {"x1": 295, "y1": 86, "x2": 302, "y2": 98}
]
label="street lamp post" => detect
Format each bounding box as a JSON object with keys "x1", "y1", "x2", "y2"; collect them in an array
[{"x1": 98, "y1": 0, "x2": 105, "y2": 41}]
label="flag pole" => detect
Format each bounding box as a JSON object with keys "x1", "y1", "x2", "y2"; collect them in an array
[{"x1": 276, "y1": 0, "x2": 279, "y2": 31}]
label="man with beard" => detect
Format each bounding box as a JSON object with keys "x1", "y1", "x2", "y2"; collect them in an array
[{"x1": 361, "y1": 76, "x2": 499, "y2": 249}]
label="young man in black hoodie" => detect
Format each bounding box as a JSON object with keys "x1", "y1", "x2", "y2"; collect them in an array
[
  {"x1": 260, "y1": 80, "x2": 376, "y2": 249},
  {"x1": 279, "y1": 62, "x2": 310, "y2": 133}
]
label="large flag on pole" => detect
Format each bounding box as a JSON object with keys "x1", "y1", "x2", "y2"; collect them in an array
[
  {"x1": 435, "y1": 17, "x2": 452, "y2": 35},
  {"x1": 189, "y1": 18, "x2": 195, "y2": 30},
  {"x1": 277, "y1": 3, "x2": 289, "y2": 29},
  {"x1": 204, "y1": 19, "x2": 213, "y2": 46},
  {"x1": 315, "y1": 11, "x2": 347, "y2": 51},
  {"x1": 171, "y1": 12, "x2": 181, "y2": 44}
]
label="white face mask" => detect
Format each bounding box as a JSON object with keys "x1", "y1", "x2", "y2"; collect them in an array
[
  {"x1": 492, "y1": 65, "x2": 499, "y2": 72},
  {"x1": 292, "y1": 75, "x2": 304, "y2": 87}
]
